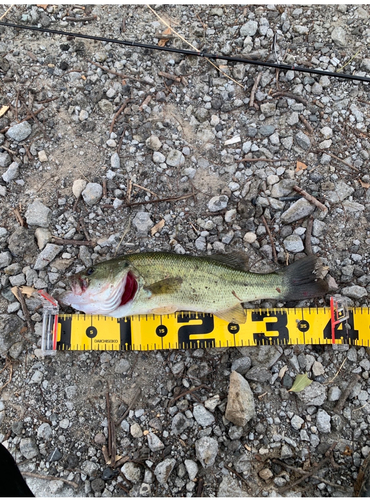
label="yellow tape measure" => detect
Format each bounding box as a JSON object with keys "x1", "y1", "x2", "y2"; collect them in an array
[{"x1": 41, "y1": 298, "x2": 369, "y2": 351}]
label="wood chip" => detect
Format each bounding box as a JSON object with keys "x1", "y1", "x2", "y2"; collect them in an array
[
  {"x1": 0, "y1": 105, "x2": 9, "y2": 118},
  {"x1": 151, "y1": 219, "x2": 165, "y2": 236}
]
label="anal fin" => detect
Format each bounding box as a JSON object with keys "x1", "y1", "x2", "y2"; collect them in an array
[{"x1": 216, "y1": 304, "x2": 247, "y2": 324}]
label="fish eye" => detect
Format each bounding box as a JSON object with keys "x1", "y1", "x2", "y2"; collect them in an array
[{"x1": 86, "y1": 267, "x2": 95, "y2": 276}]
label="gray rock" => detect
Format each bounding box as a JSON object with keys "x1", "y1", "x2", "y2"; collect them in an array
[
  {"x1": 130, "y1": 422, "x2": 143, "y2": 438},
  {"x1": 30, "y1": 369, "x2": 43, "y2": 384},
  {"x1": 166, "y1": 149, "x2": 185, "y2": 167},
  {"x1": 296, "y1": 381, "x2": 327, "y2": 406},
  {"x1": 281, "y1": 198, "x2": 315, "y2": 224},
  {"x1": 132, "y1": 212, "x2": 153, "y2": 235},
  {"x1": 110, "y1": 152, "x2": 120, "y2": 169},
  {"x1": 0, "y1": 152, "x2": 11, "y2": 168},
  {"x1": 147, "y1": 431, "x2": 164, "y2": 452},
  {"x1": 172, "y1": 412, "x2": 191, "y2": 435},
  {"x1": 184, "y1": 459, "x2": 198, "y2": 481},
  {"x1": 35, "y1": 228, "x2": 52, "y2": 250},
  {"x1": 284, "y1": 234, "x2": 304, "y2": 253},
  {"x1": 122, "y1": 462, "x2": 142, "y2": 483},
  {"x1": 20, "y1": 438, "x2": 39, "y2": 459},
  {"x1": 146, "y1": 135, "x2": 162, "y2": 151},
  {"x1": 153, "y1": 151, "x2": 166, "y2": 163},
  {"x1": 0, "y1": 251, "x2": 12, "y2": 269},
  {"x1": 82, "y1": 183, "x2": 103, "y2": 206},
  {"x1": 312, "y1": 220, "x2": 326, "y2": 237},
  {"x1": 78, "y1": 245, "x2": 92, "y2": 268},
  {"x1": 217, "y1": 475, "x2": 246, "y2": 497},
  {"x1": 154, "y1": 458, "x2": 176, "y2": 484},
  {"x1": 316, "y1": 409, "x2": 331, "y2": 433},
  {"x1": 195, "y1": 436, "x2": 218, "y2": 468},
  {"x1": 291, "y1": 415, "x2": 304, "y2": 430},
  {"x1": 37, "y1": 422, "x2": 52, "y2": 440},
  {"x1": 295, "y1": 131, "x2": 311, "y2": 150},
  {"x1": 208, "y1": 195, "x2": 229, "y2": 212},
  {"x1": 260, "y1": 102, "x2": 276, "y2": 117},
  {"x1": 245, "y1": 366, "x2": 271, "y2": 383},
  {"x1": 8, "y1": 227, "x2": 38, "y2": 258},
  {"x1": 271, "y1": 179, "x2": 296, "y2": 198},
  {"x1": 281, "y1": 444, "x2": 293, "y2": 459},
  {"x1": 98, "y1": 99, "x2": 113, "y2": 114},
  {"x1": 331, "y1": 26, "x2": 347, "y2": 47},
  {"x1": 193, "y1": 404, "x2": 215, "y2": 427},
  {"x1": 245, "y1": 345, "x2": 283, "y2": 368},
  {"x1": 342, "y1": 285, "x2": 367, "y2": 299},
  {"x1": 229, "y1": 425, "x2": 243, "y2": 440},
  {"x1": 0, "y1": 314, "x2": 24, "y2": 354},
  {"x1": 6, "y1": 121, "x2": 32, "y2": 141},
  {"x1": 240, "y1": 20, "x2": 258, "y2": 37},
  {"x1": 2, "y1": 162, "x2": 19, "y2": 183},
  {"x1": 231, "y1": 356, "x2": 252, "y2": 375},
  {"x1": 114, "y1": 359, "x2": 130, "y2": 374},
  {"x1": 325, "y1": 181, "x2": 354, "y2": 203},
  {"x1": 225, "y1": 371, "x2": 256, "y2": 426},
  {"x1": 25, "y1": 200, "x2": 51, "y2": 227},
  {"x1": 91, "y1": 478, "x2": 105, "y2": 493},
  {"x1": 65, "y1": 385, "x2": 78, "y2": 399},
  {"x1": 34, "y1": 244, "x2": 63, "y2": 270}
]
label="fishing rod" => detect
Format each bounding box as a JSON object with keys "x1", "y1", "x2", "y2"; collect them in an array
[{"x1": 1, "y1": 20, "x2": 370, "y2": 84}]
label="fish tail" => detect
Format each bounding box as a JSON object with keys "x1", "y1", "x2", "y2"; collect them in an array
[{"x1": 280, "y1": 256, "x2": 328, "y2": 301}]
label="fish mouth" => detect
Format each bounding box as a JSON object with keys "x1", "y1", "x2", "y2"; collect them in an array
[{"x1": 120, "y1": 272, "x2": 138, "y2": 306}]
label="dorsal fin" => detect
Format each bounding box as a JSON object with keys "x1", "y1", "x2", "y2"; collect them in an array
[{"x1": 208, "y1": 251, "x2": 249, "y2": 271}]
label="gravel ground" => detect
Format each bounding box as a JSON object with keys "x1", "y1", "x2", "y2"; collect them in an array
[{"x1": 1, "y1": 3, "x2": 370, "y2": 497}]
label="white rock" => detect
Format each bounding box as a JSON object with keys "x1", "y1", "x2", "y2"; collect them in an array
[
  {"x1": 72, "y1": 179, "x2": 87, "y2": 198},
  {"x1": 38, "y1": 150, "x2": 48, "y2": 162}
]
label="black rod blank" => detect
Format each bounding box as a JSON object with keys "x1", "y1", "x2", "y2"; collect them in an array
[{"x1": 1, "y1": 21, "x2": 369, "y2": 84}]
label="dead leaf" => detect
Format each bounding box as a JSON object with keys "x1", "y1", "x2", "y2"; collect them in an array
[
  {"x1": 296, "y1": 161, "x2": 308, "y2": 171},
  {"x1": 11, "y1": 286, "x2": 36, "y2": 300},
  {"x1": 36, "y1": 4, "x2": 48, "y2": 9},
  {"x1": 289, "y1": 373, "x2": 313, "y2": 392},
  {"x1": 158, "y1": 27, "x2": 172, "y2": 47},
  {"x1": 0, "y1": 106, "x2": 9, "y2": 118},
  {"x1": 359, "y1": 179, "x2": 370, "y2": 189},
  {"x1": 151, "y1": 219, "x2": 165, "y2": 236}
]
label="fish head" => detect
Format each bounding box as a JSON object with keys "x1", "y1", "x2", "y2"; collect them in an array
[{"x1": 59, "y1": 258, "x2": 138, "y2": 315}]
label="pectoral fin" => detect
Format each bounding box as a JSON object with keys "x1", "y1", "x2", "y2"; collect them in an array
[
  {"x1": 216, "y1": 304, "x2": 247, "y2": 324},
  {"x1": 145, "y1": 277, "x2": 183, "y2": 296}
]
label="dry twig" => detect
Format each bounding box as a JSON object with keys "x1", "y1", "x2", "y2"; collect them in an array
[
  {"x1": 116, "y1": 388, "x2": 141, "y2": 427},
  {"x1": 334, "y1": 374, "x2": 360, "y2": 413},
  {"x1": 14, "y1": 287, "x2": 34, "y2": 333},
  {"x1": 250, "y1": 72, "x2": 262, "y2": 109},
  {"x1": 299, "y1": 114, "x2": 314, "y2": 134},
  {"x1": 261, "y1": 215, "x2": 277, "y2": 263},
  {"x1": 168, "y1": 384, "x2": 210, "y2": 407},
  {"x1": 321, "y1": 151, "x2": 360, "y2": 172},
  {"x1": 109, "y1": 98, "x2": 132, "y2": 136},
  {"x1": 158, "y1": 71, "x2": 181, "y2": 82},
  {"x1": 87, "y1": 59, "x2": 147, "y2": 83},
  {"x1": 293, "y1": 185, "x2": 328, "y2": 212},
  {"x1": 272, "y1": 91, "x2": 308, "y2": 105},
  {"x1": 23, "y1": 472, "x2": 78, "y2": 489},
  {"x1": 305, "y1": 216, "x2": 314, "y2": 255}
]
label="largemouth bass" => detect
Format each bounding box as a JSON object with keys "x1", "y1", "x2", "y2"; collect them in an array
[{"x1": 60, "y1": 253, "x2": 328, "y2": 324}]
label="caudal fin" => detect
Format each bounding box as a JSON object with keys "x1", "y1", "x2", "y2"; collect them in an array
[{"x1": 281, "y1": 256, "x2": 328, "y2": 301}]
